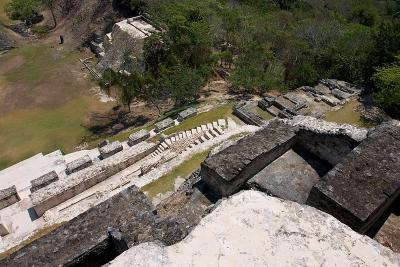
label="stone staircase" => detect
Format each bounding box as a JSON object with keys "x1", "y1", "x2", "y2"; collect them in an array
[
  {"x1": 140, "y1": 119, "x2": 228, "y2": 175},
  {"x1": 151, "y1": 119, "x2": 227, "y2": 158}
]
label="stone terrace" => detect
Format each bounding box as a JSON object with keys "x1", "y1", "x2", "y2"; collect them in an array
[
  {"x1": 31, "y1": 142, "x2": 156, "y2": 217},
  {"x1": 307, "y1": 121, "x2": 400, "y2": 234}
]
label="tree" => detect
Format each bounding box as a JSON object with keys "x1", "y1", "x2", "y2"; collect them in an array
[
  {"x1": 5, "y1": 0, "x2": 40, "y2": 22},
  {"x1": 373, "y1": 63, "x2": 400, "y2": 118}
]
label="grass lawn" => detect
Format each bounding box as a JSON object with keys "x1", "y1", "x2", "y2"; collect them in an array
[
  {"x1": 325, "y1": 100, "x2": 369, "y2": 127},
  {"x1": 0, "y1": 44, "x2": 112, "y2": 170},
  {"x1": 142, "y1": 150, "x2": 210, "y2": 198},
  {"x1": 162, "y1": 103, "x2": 239, "y2": 136}
]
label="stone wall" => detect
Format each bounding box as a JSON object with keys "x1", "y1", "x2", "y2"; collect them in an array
[
  {"x1": 31, "y1": 142, "x2": 157, "y2": 217},
  {"x1": 201, "y1": 120, "x2": 297, "y2": 197},
  {"x1": 307, "y1": 121, "x2": 400, "y2": 234},
  {"x1": 1, "y1": 186, "x2": 187, "y2": 267}
]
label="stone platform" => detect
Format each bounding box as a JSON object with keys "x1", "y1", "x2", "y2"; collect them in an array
[
  {"x1": 31, "y1": 142, "x2": 157, "y2": 217},
  {"x1": 107, "y1": 191, "x2": 400, "y2": 267}
]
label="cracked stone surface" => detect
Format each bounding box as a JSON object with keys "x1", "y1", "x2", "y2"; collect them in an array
[{"x1": 107, "y1": 190, "x2": 400, "y2": 267}]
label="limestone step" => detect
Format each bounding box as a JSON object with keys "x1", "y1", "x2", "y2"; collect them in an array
[
  {"x1": 201, "y1": 124, "x2": 208, "y2": 131},
  {"x1": 199, "y1": 136, "x2": 207, "y2": 143},
  {"x1": 165, "y1": 139, "x2": 172, "y2": 146},
  {"x1": 179, "y1": 132, "x2": 184, "y2": 139},
  {"x1": 209, "y1": 129, "x2": 218, "y2": 138},
  {"x1": 195, "y1": 140, "x2": 201, "y2": 146},
  {"x1": 171, "y1": 136, "x2": 176, "y2": 142},
  {"x1": 207, "y1": 123, "x2": 213, "y2": 130},
  {"x1": 214, "y1": 126, "x2": 224, "y2": 135},
  {"x1": 197, "y1": 127, "x2": 203, "y2": 133},
  {"x1": 212, "y1": 121, "x2": 219, "y2": 129},
  {"x1": 204, "y1": 131, "x2": 213, "y2": 140},
  {"x1": 161, "y1": 142, "x2": 169, "y2": 149},
  {"x1": 218, "y1": 119, "x2": 226, "y2": 128},
  {"x1": 186, "y1": 130, "x2": 192, "y2": 137},
  {"x1": 191, "y1": 129, "x2": 197, "y2": 135}
]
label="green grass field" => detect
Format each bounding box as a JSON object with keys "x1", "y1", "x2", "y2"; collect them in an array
[
  {"x1": 142, "y1": 150, "x2": 210, "y2": 198},
  {"x1": 0, "y1": 44, "x2": 111, "y2": 170},
  {"x1": 325, "y1": 100, "x2": 368, "y2": 127}
]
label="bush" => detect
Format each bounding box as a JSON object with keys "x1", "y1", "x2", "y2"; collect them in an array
[{"x1": 373, "y1": 65, "x2": 400, "y2": 118}]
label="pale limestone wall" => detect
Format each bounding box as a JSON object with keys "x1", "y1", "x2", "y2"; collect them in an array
[
  {"x1": 108, "y1": 191, "x2": 400, "y2": 267},
  {"x1": 31, "y1": 142, "x2": 157, "y2": 217}
]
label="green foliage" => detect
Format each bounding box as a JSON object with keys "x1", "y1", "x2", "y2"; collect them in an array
[
  {"x1": 5, "y1": 0, "x2": 40, "y2": 21},
  {"x1": 373, "y1": 64, "x2": 400, "y2": 118},
  {"x1": 352, "y1": 3, "x2": 379, "y2": 27}
]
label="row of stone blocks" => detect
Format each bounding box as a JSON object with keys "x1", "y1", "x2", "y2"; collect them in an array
[
  {"x1": 30, "y1": 141, "x2": 157, "y2": 217},
  {"x1": 154, "y1": 107, "x2": 198, "y2": 133},
  {"x1": 258, "y1": 95, "x2": 306, "y2": 119},
  {"x1": 233, "y1": 102, "x2": 264, "y2": 126},
  {"x1": 151, "y1": 119, "x2": 227, "y2": 158}
]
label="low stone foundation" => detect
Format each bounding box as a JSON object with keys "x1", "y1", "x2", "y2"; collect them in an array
[
  {"x1": 99, "y1": 141, "x2": 123, "y2": 159},
  {"x1": 128, "y1": 130, "x2": 150, "y2": 147},
  {"x1": 177, "y1": 107, "x2": 197, "y2": 122},
  {"x1": 0, "y1": 186, "x2": 20, "y2": 210},
  {"x1": 155, "y1": 118, "x2": 175, "y2": 133},
  {"x1": 30, "y1": 171, "x2": 59, "y2": 193},
  {"x1": 233, "y1": 102, "x2": 264, "y2": 126},
  {"x1": 65, "y1": 155, "x2": 93, "y2": 175},
  {"x1": 31, "y1": 142, "x2": 157, "y2": 217}
]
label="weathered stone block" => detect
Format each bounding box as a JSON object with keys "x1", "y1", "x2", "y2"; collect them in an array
[
  {"x1": 66, "y1": 155, "x2": 93, "y2": 175},
  {"x1": 128, "y1": 129, "x2": 150, "y2": 146},
  {"x1": 177, "y1": 107, "x2": 197, "y2": 122},
  {"x1": 155, "y1": 118, "x2": 175, "y2": 133},
  {"x1": 233, "y1": 103, "x2": 264, "y2": 126},
  {"x1": 273, "y1": 96, "x2": 296, "y2": 110},
  {"x1": 247, "y1": 149, "x2": 320, "y2": 203},
  {"x1": 201, "y1": 120, "x2": 297, "y2": 197},
  {"x1": 307, "y1": 121, "x2": 400, "y2": 234},
  {"x1": 98, "y1": 139, "x2": 110, "y2": 148},
  {"x1": 0, "y1": 185, "x2": 20, "y2": 210},
  {"x1": 0, "y1": 216, "x2": 9, "y2": 236},
  {"x1": 331, "y1": 88, "x2": 352, "y2": 100},
  {"x1": 30, "y1": 171, "x2": 59, "y2": 193},
  {"x1": 99, "y1": 141, "x2": 123, "y2": 159}
]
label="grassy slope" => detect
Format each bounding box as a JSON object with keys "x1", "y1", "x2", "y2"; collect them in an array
[{"x1": 142, "y1": 150, "x2": 210, "y2": 198}]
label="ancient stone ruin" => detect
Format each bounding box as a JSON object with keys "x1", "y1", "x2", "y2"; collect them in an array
[
  {"x1": 93, "y1": 16, "x2": 158, "y2": 74},
  {"x1": 0, "y1": 103, "x2": 399, "y2": 265}
]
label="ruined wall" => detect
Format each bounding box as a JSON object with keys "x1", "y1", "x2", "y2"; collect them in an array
[{"x1": 1, "y1": 186, "x2": 187, "y2": 267}]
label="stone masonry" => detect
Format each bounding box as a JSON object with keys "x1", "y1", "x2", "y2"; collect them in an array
[
  {"x1": 30, "y1": 171, "x2": 59, "y2": 193},
  {"x1": 65, "y1": 155, "x2": 93, "y2": 175},
  {"x1": 128, "y1": 129, "x2": 150, "y2": 147},
  {"x1": 307, "y1": 121, "x2": 400, "y2": 234},
  {"x1": 0, "y1": 185, "x2": 20, "y2": 210},
  {"x1": 155, "y1": 118, "x2": 175, "y2": 133},
  {"x1": 1, "y1": 186, "x2": 187, "y2": 267},
  {"x1": 201, "y1": 120, "x2": 297, "y2": 197},
  {"x1": 177, "y1": 107, "x2": 197, "y2": 122},
  {"x1": 31, "y1": 142, "x2": 157, "y2": 217},
  {"x1": 99, "y1": 141, "x2": 123, "y2": 159}
]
